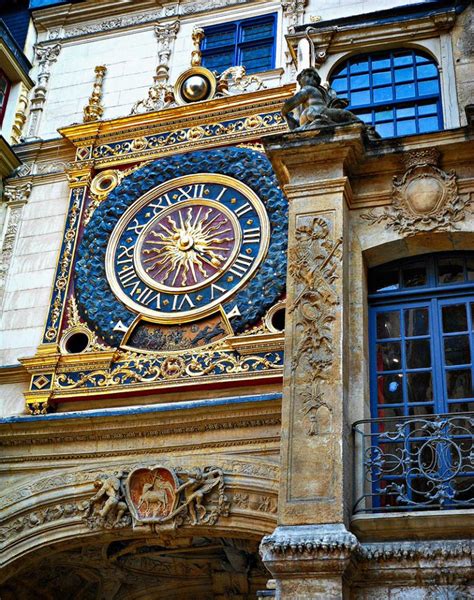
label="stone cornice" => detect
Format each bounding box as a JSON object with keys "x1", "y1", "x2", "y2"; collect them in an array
[
  {"x1": 286, "y1": 1, "x2": 463, "y2": 64},
  {"x1": 32, "y1": 0, "x2": 274, "y2": 43},
  {"x1": 6, "y1": 137, "x2": 75, "y2": 182},
  {"x1": 0, "y1": 393, "x2": 282, "y2": 462}
]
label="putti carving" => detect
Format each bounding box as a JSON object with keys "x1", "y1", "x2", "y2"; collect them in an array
[
  {"x1": 131, "y1": 21, "x2": 180, "y2": 115},
  {"x1": 288, "y1": 216, "x2": 342, "y2": 435},
  {"x1": 83, "y1": 472, "x2": 131, "y2": 529},
  {"x1": 83, "y1": 65, "x2": 107, "y2": 122},
  {"x1": 25, "y1": 43, "x2": 61, "y2": 139},
  {"x1": 83, "y1": 467, "x2": 229, "y2": 530},
  {"x1": 126, "y1": 465, "x2": 229, "y2": 527},
  {"x1": 282, "y1": 67, "x2": 380, "y2": 141},
  {"x1": 361, "y1": 148, "x2": 469, "y2": 236}
]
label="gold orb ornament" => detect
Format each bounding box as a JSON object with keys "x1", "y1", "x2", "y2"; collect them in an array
[
  {"x1": 182, "y1": 74, "x2": 210, "y2": 102},
  {"x1": 174, "y1": 67, "x2": 217, "y2": 105}
]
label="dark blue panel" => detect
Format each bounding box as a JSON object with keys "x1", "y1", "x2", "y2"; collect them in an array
[
  {"x1": 1, "y1": 9, "x2": 29, "y2": 49},
  {"x1": 202, "y1": 13, "x2": 276, "y2": 75}
]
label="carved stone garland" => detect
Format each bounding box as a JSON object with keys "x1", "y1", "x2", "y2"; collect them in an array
[
  {"x1": 361, "y1": 148, "x2": 471, "y2": 236},
  {"x1": 288, "y1": 215, "x2": 342, "y2": 436}
]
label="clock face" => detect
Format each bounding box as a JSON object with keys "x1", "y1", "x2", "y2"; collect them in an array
[{"x1": 106, "y1": 174, "x2": 270, "y2": 322}]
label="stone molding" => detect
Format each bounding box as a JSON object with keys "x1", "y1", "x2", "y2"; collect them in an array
[
  {"x1": 260, "y1": 525, "x2": 358, "y2": 580},
  {"x1": 359, "y1": 540, "x2": 473, "y2": 562}
]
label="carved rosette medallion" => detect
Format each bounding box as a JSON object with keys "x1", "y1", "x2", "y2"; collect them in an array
[{"x1": 361, "y1": 148, "x2": 470, "y2": 236}]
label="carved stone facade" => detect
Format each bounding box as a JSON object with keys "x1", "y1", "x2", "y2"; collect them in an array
[
  {"x1": 1, "y1": 2, "x2": 474, "y2": 599},
  {"x1": 361, "y1": 148, "x2": 471, "y2": 236}
]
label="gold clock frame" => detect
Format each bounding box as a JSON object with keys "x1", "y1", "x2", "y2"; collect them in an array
[{"x1": 105, "y1": 173, "x2": 271, "y2": 324}]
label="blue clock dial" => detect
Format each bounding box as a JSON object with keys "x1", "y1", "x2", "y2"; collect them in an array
[{"x1": 105, "y1": 173, "x2": 269, "y2": 322}]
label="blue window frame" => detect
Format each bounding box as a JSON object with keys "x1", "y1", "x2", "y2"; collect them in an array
[
  {"x1": 367, "y1": 253, "x2": 474, "y2": 510},
  {"x1": 369, "y1": 253, "x2": 474, "y2": 418},
  {"x1": 201, "y1": 14, "x2": 276, "y2": 75},
  {"x1": 330, "y1": 49, "x2": 443, "y2": 138}
]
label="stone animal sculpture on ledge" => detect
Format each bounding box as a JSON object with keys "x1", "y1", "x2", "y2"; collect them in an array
[{"x1": 282, "y1": 67, "x2": 380, "y2": 141}]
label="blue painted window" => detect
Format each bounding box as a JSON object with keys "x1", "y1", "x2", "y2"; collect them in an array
[
  {"x1": 201, "y1": 14, "x2": 276, "y2": 75},
  {"x1": 369, "y1": 253, "x2": 474, "y2": 419},
  {"x1": 330, "y1": 49, "x2": 443, "y2": 138}
]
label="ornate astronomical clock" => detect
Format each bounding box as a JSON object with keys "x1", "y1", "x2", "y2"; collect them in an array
[
  {"x1": 75, "y1": 148, "x2": 287, "y2": 354},
  {"x1": 21, "y1": 70, "x2": 293, "y2": 413}
]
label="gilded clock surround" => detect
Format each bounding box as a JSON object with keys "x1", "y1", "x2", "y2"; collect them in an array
[{"x1": 20, "y1": 86, "x2": 293, "y2": 414}]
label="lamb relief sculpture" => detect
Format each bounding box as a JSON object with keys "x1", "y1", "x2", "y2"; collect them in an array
[{"x1": 83, "y1": 465, "x2": 229, "y2": 530}]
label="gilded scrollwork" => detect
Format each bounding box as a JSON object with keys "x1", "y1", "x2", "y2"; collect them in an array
[
  {"x1": 360, "y1": 148, "x2": 470, "y2": 236},
  {"x1": 91, "y1": 112, "x2": 285, "y2": 160},
  {"x1": 53, "y1": 347, "x2": 282, "y2": 391},
  {"x1": 288, "y1": 215, "x2": 342, "y2": 436},
  {"x1": 60, "y1": 297, "x2": 110, "y2": 353},
  {"x1": 43, "y1": 187, "x2": 85, "y2": 343}
]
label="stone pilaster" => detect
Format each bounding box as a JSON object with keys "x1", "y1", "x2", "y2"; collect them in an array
[
  {"x1": 25, "y1": 44, "x2": 61, "y2": 140},
  {"x1": 260, "y1": 124, "x2": 366, "y2": 598},
  {"x1": 0, "y1": 182, "x2": 32, "y2": 309}
]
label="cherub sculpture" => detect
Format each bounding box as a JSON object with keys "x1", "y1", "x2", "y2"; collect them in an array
[
  {"x1": 85, "y1": 473, "x2": 128, "y2": 526},
  {"x1": 282, "y1": 67, "x2": 380, "y2": 140}
]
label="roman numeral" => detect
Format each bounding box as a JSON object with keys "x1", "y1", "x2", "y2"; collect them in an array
[
  {"x1": 229, "y1": 254, "x2": 253, "y2": 278},
  {"x1": 176, "y1": 184, "x2": 206, "y2": 201},
  {"x1": 118, "y1": 265, "x2": 140, "y2": 295},
  {"x1": 135, "y1": 288, "x2": 161, "y2": 308},
  {"x1": 172, "y1": 294, "x2": 195, "y2": 311},
  {"x1": 242, "y1": 227, "x2": 260, "y2": 244},
  {"x1": 235, "y1": 202, "x2": 252, "y2": 217},
  {"x1": 210, "y1": 283, "x2": 226, "y2": 300},
  {"x1": 126, "y1": 218, "x2": 145, "y2": 234},
  {"x1": 149, "y1": 193, "x2": 174, "y2": 215},
  {"x1": 117, "y1": 244, "x2": 135, "y2": 264},
  {"x1": 214, "y1": 186, "x2": 227, "y2": 202}
]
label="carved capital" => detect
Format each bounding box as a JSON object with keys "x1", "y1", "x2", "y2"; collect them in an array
[
  {"x1": 260, "y1": 525, "x2": 359, "y2": 576},
  {"x1": 3, "y1": 182, "x2": 32, "y2": 205},
  {"x1": 34, "y1": 43, "x2": 61, "y2": 69},
  {"x1": 281, "y1": 0, "x2": 308, "y2": 32},
  {"x1": 154, "y1": 20, "x2": 180, "y2": 47}
]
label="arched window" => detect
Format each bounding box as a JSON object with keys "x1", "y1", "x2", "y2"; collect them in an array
[
  {"x1": 369, "y1": 253, "x2": 474, "y2": 419},
  {"x1": 330, "y1": 49, "x2": 443, "y2": 138}
]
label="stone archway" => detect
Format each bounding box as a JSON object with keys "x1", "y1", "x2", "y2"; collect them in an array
[
  {"x1": 0, "y1": 458, "x2": 278, "y2": 599},
  {"x1": 0, "y1": 532, "x2": 270, "y2": 599}
]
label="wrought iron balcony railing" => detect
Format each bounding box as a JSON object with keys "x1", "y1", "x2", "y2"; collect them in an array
[{"x1": 353, "y1": 413, "x2": 474, "y2": 514}]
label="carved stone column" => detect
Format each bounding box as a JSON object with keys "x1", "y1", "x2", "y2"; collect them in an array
[
  {"x1": 260, "y1": 124, "x2": 366, "y2": 598},
  {"x1": 25, "y1": 44, "x2": 61, "y2": 140},
  {"x1": 0, "y1": 183, "x2": 32, "y2": 309}
]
